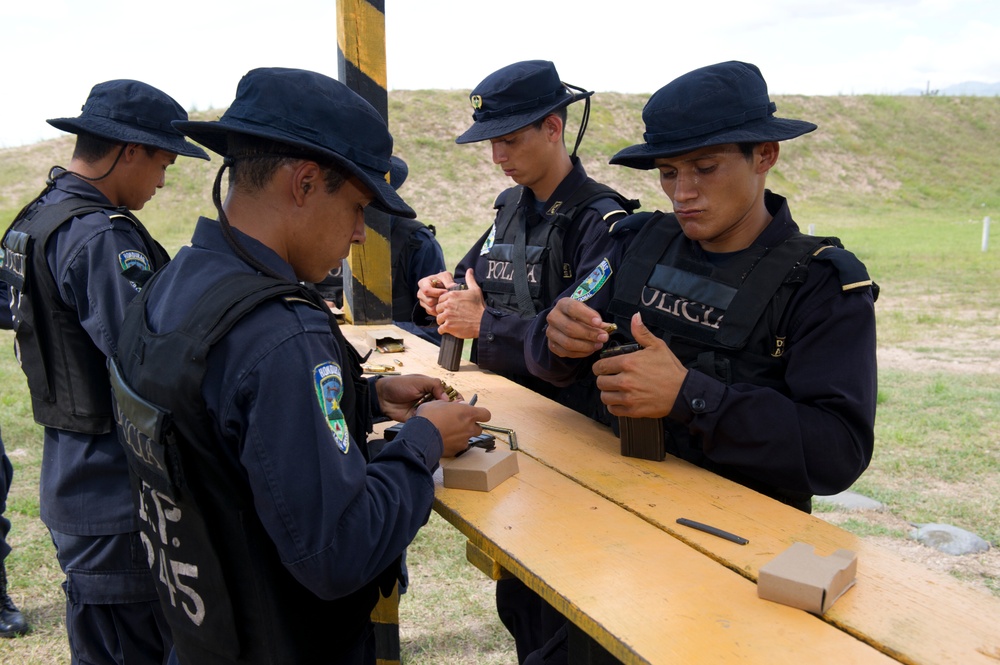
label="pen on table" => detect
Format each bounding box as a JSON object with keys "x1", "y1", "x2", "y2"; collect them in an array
[
  {"x1": 676, "y1": 518, "x2": 749, "y2": 545},
  {"x1": 468, "y1": 394, "x2": 478, "y2": 406}
]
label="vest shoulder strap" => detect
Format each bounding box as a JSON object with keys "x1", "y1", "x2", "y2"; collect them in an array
[
  {"x1": 714, "y1": 234, "x2": 835, "y2": 348},
  {"x1": 810, "y1": 245, "x2": 879, "y2": 301}
]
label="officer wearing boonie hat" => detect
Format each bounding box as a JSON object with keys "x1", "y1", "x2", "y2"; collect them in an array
[
  {"x1": 525, "y1": 61, "x2": 879, "y2": 664},
  {"x1": 109, "y1": 67, "x2": 489, "y2": 665},
  {"x1": 0, "y1": 78, "x2": 208, "y2": 662},
  {"x1": 416, "y1": 59, "x2": 638, "y2": 664},
  {"x1": 418, "y1": 60, "x2": 636, "y2": 413}
]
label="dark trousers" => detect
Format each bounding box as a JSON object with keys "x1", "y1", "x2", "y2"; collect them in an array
[
  {"x1": 0, "y1": 433, "x2": 12, "y2": 561},
  {"x1": 497, "y1": 577, "x2": 621, "y2": 665},
  {"x1": 50, "y1": 529, "x2": 172, "y2": 665}
]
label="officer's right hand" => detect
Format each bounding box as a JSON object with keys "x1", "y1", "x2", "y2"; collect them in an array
[
  {"x1": 544, "y1": 298, "x2": 610, "y2": 358},
  {"x1": 416, "y1": 401, "x2": 492, "y2": 458},
  {"x1": 416, "y1": 271, "x2": 455, "y2": 317}
]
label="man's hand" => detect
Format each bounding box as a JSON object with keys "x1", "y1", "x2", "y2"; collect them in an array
[
  {"x1": 593, "y1": 313, "x2": 687, "y2": 419},
  {"x1": 416, "y1": 271, "x2": 455, "y2": 318},
  {"x1": 416, "y1": 400, "x2": 492, "y2": 458},
  {"x1": 544, "y1": 298, "x2": 610, "y2": 358},
  {"x1": 376, "y1": 374, "x2": 456, "y2": 422},
  {"x1": 436, "y1": 269, "x2": 485, "y2": 339}
]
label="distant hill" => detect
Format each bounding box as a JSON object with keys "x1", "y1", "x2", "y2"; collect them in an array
[
  {"x1": 900, "y1": 81, "x2": 1000, "y2": 96},
  {"x1": 2, "y1": 91, "x2": 999, "y2": 267}
]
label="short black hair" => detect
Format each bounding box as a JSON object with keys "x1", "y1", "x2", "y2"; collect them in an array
[
  {"x1": 737, "y1": 142, "x2": 759, "y2": 161},
  {"x1": 73, "y1": 132, "x2": 159, "y2": 162},
  {"x1": 227, "y1": 134, "x2": 348, "y2": 194}
]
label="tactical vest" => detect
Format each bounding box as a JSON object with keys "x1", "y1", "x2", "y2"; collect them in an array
[
  {"x1": 390, "y1": 216, "x2": 433, "y2": 320},
  {"x1": 110, "y1": 271, "x2": 393, "y2": 664},
  {"x1": 0, "y1": 193, "x2": 168, "y2": 434},
  {"x1": 607, "y1": 212, "x2": 877, "y2": 511},
  {"x1": 481, "y1": 180, "x2": 638, "y2": 317}
]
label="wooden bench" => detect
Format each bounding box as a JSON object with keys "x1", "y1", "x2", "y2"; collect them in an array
[{"x1": 346, "y1": 324, "x2": 1000, "y2": 664}]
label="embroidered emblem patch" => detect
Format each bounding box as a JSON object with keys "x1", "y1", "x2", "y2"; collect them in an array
[
  {"x1": 480, "y1": 224, "x2": 496, "y2": 256},
  {"x1": 570, "y1": 258, "x2": 613, "y2": 303},
  {"x1": 471, "y1": 94, "x2": 483, "y2": 110},
  {"x1": 119, "y1": 250, "x2": 151, "y2": 291},
  {"x1": 119, "y1": 250, "x2": 151, "y2": 273},
  {"x1": 314, "y1": 362, "x2": 350, "y2": 453}
]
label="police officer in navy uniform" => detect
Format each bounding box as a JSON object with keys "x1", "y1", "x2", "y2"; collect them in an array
[
  {"x1": 108, "y1": 67, "x2": 489, "y2": 665},
  {"x1": 527, "y1": 61, "x2": 878, "y2": 664},
  {"x1": 314, "y1": 155, "x2": 446, "y2": 344},
  {"x1": 0, "y1": 80, "x2": 209, "y2": 662},
  {"x1": 416, "y1": 60, "x2": 637, "y2": 419}
]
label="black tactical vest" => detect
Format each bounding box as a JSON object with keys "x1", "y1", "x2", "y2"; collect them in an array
[
  {"x1": 481, "y1": 180, "x2": 637, "y2": 317},
  {"x1": 110, "y1": 271, "x2": 393, "y2": 664},
  {"x1": 608, "y1": 212, "x2": 877, "y2": 511},
  {"x1": 390, "y1": 216, "x2": 433, "y2": 320},
  {"x1": 1, "y1": 193, "x2": 168, "y2": 434}
]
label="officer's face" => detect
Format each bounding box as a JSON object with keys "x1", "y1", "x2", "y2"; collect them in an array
[
  {"x1": 489, "y1": 124, "x2": 550, "y2": 190},
  {"x1": 121, "y1": 147, "x2": 177, "y2": 211},
  {"x1": 654, "y1": 142, "x2": 777, "y2": 253},
  {"x1": 293, "y1": 175, "x2": 372, "y2": 283}
]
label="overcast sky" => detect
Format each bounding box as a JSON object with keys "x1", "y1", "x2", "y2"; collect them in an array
[{"x1": 1, "y1": 0, "x2": 998, "y2": 148}]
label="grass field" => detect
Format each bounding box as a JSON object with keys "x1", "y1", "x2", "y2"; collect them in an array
[{"x1": 1, "y1": 90, "x2": 998, "y2": 663}]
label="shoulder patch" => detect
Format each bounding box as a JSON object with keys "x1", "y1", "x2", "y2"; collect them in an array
[
  {"x1": 314, "y1": 362, "x2": 350, "y2": 453},
  {"x1": 570, "y1": 258, "x2": 613, "y2": 302},
  {"x1": 480, "y1": 224, "x2": 497, "y2": 256},
  {"x1": 119, "y1": 249, "x2": 151, "y2": 273}
]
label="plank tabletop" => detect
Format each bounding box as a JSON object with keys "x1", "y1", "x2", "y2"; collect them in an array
[{"x1": 345, "y1": 324, "x2": 1000, "y2": 665}]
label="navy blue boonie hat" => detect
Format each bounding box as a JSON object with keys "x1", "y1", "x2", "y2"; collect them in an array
[
  {"x1": 388, "y1": 156, "x2": 408, "y2": 191},
  {"x1": 455, "y1": 60, "x2": 593, "y2": 144},
  {"x1": 47, "y1": 80, "x2": 209, "y2": 160},
  {"x1": 610, "y1": 61, "x2": 817, "y2": 170},
  {"x1": 174, "y1": 67, "x2": 415, "y2": 218}
]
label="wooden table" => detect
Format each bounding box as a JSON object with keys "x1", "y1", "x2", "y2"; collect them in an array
[{"x1": 345, "y1": 324, "x2": 1000, "y2": 665}]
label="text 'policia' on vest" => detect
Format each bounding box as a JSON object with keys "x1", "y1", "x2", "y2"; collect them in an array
[
  {"x1": 0, "y1": 174, "x2": 169, "y2": 434},
  {"x1": 482, "y1": 176, "x2": 639, "y2": 318}
]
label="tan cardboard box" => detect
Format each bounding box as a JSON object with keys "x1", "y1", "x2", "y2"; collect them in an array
[
  {"x1": 441, "y1": 446, "x2": 519, "y2": 492},
  {"x1": 757, "y1": 542, "x2": 858, "y2": 614},
  {"x1": 364, "y1": 329, "x2": 405, "y2": 353}
]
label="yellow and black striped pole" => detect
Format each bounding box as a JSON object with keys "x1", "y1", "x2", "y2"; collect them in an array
[
  {"x1": 338, "y1": 0, "x2": 393, "y2": 326},
  {"x1": 337, "y1": 8, "x2": 402, "y2": 663}
]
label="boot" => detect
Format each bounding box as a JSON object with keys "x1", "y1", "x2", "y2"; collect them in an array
[{"x1": 0, "y1": 561, "x2": 29, "y2": 638}]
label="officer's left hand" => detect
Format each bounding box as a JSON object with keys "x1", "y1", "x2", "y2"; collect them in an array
[
  {"x1": 592, "y1": 313, "x2": 687, "y2": 419},
  {"x1": 436, "y1": 268, "x2": 486, "y2": 339},
  {"x1": 377, "y1": 374, "x2": 459, "y2": 422}
]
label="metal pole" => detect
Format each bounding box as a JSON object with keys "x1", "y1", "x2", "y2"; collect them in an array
[
  {"x1": 983, "y1": 216, "x2": 991, "y2": 252},
  {"x1": 337, "y1": 0, "x2": 393, "y2": 325}
]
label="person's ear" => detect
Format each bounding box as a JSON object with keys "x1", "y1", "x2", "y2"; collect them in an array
[
  {"x1": 544, "y1": 114, "x2": 563, "y2": 142},
  {"x1": 756, "y1": 141, "x2": 780, "y2": 172},
  {"x1": 292, "y1": 162, "x2": 321, "y2": 205}
]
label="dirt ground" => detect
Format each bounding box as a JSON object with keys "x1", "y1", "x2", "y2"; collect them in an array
[{"x1": 816, "y1": 507, "x2": 1000, "y2": 597}]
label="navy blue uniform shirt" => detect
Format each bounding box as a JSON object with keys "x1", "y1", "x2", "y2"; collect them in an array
[{"x1": 144, "y1": 217, "x2": 443, "y2": 597}]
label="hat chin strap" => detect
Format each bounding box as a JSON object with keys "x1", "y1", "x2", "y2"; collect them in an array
[
  {"x1": 564, "y1": 83, "x2": 591, "y2": 157},
  {"x1": 212, "y1": 159, "x2": 287, "y2": 281},
  {"x1": 66, "y1": 144, "x2": 128, "y2": 183}
]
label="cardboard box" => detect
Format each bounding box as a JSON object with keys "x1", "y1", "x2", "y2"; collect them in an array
[
  {"x1": 441, "y1": 446, "x2": 519, "y2": 492},
  {"x1": 757, "y1": 542, "x2": 858, "y2": 614},
  {"x1": 364, "y1": 329, "x2": 405, "y2": 353}
]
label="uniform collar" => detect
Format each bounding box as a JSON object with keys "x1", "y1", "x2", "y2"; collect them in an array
[
  {"x1": 191, "y1": 216, "x2": 300, "y2": 283},
  {"x1": 51, "y1": 170, "x2": 114, "y2": 205},
  {"x1": 539, "y1": 156, "x2": 588, "y2": 219}
]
